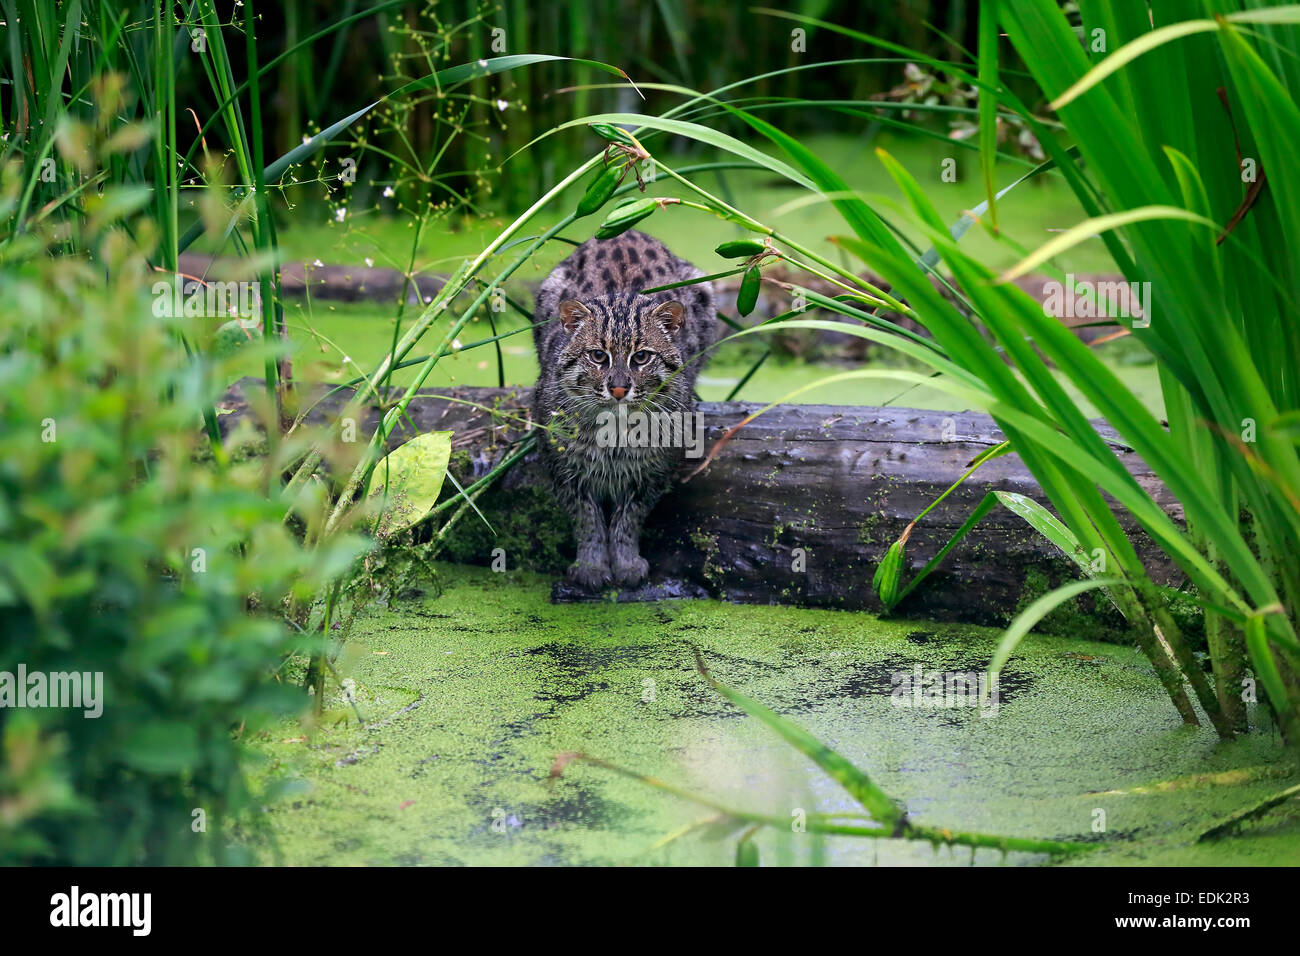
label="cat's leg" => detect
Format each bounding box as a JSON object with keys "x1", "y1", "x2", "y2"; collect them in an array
[
  {"x1": 608, "y1": 493, "x2": 655, "y2": 587},
  {"x1": 563, "y1": 488, "x2": 612, "y2": 590}
]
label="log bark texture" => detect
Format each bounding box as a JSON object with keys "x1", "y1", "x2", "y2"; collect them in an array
[{"x1": 218, "y1": 378, "x2": 1181, "y2": 635}]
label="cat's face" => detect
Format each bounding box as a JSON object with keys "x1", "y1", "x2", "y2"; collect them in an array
[{"x1": 552, "y1": 293, "x2": 686, "y2": 409}]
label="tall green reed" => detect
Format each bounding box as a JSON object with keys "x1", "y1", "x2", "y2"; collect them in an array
[{"x1": 696, "y1": 3, "x2": 1300, "y2": 745}]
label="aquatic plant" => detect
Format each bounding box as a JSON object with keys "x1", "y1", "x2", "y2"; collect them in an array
[{"x1": 551, "y1": 649, "x2": 1094, "y2": 864}]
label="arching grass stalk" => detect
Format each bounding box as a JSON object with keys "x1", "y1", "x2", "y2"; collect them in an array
[
  {"x1": 550, "y1": 648, "x2": 1093, "y2": 862},
  {"x1": 649, "y1": 158, "x2": 911, "y2": 313},
  {"x1": 282, "y1": 150, "x2": 601, "y2": 503},
  {"x1": 599, "y1": 182, "x2": 894, "y2": 307},
  {"x1": 320, "y1": 213, "x2": 579, "y2": 535},
  {"x1": 554, "y1": 752, "x2": 1090, "y2": 858}
]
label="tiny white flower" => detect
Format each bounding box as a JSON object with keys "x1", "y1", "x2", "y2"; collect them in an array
[
  {"x1": 335, "y1": 207, "x2": 347, "y2": 222},
  {"x1": 383, "y1": 186, "x2": 395, "y2": 198},
  {"x1": 496, "y1": 99, "x2": 508, "y2": 112},
  {"x1": 313, "y1": 259, "x2": 324, "y2": 267},
  {"x1": 342, "y1": 355, "x2": 352, "y2": 364},
  {"x1": 364, "y1": 257, "x2": 374, "y2": 268},
  {"x1": 477, "y1": 58, "x2": 488, "y2": 67},
  {"x1": 452, "y1": 339, "x2": 463, "y2": 351},
  {"x1": 302, "y1": 135, "x2": 311, "y2": 145}
]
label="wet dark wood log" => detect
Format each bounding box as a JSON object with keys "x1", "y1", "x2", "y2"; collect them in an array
[
  {"x1": 179, "y1": 252, "x2": 1128, "y2": 346},
  {"x1": 178, "y1": 253, "x2": 445, "y2": 304},
  {"x1": 218, "y1": 377, "x2": 1180, "y2": 634}
]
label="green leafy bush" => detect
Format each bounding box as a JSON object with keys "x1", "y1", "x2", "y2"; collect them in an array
[{"x1": 0, "y1": 195, "x2": 366, "y2": 865}]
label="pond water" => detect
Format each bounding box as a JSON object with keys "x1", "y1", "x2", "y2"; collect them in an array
[{"x1": 247, "y1": 565, "x2": 1299, "y2": 866}]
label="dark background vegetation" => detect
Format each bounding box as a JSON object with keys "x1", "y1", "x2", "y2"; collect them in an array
[{"x1": 173, "y1": 1, "x2": 1015, "y2": 214}]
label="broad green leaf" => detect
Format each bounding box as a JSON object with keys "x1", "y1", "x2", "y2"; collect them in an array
[
  {"x1": 721, "y1": 317, "x2": 968, "y2": 381},
  {"x1": 263, "y1": 103, "x2": 376, "y2": 185},
  {"x1": 369, "y1": 431, "x2": 453, "y2": 535},
  {"x1": 1217, "y1": 22, "x2": 1300, "y2": 310},
  {"x1": 928, "y1": 227, "x2": 1283, "y2": 607},
  {"x1": 1271, "y1": 410, "x2": 1300, "y2": 441},
  {"x1": 874, "y1": 149, "x2": 946, "y2": 234}
]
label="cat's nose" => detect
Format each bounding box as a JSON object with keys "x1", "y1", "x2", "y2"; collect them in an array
[{"x1": 610, "y1": 386, "x2": 628, "y2": 400}]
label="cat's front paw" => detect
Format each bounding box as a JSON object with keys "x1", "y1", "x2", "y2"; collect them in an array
[
  {"x1": 612, "y1": 554, "x2": 649, "y2": 588},
  {"x1": 567, "y1": 559, "x2": 611, "y2": 591}
]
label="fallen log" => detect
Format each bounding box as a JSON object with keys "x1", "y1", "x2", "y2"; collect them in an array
[
  {"x1": 217, "y1": 377, "x2": 1185, "y2": 639},
  {"x1": 178, "y1": 251, "x2": 1130, "y2": 350},
  {"x1": 178, "y1": 252, "x2": 445, "y2": 304}
]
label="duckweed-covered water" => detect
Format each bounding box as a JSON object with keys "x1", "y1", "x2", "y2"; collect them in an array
[{"x1": 246, "y1": 565, "x2": 1300, "y2": 866}]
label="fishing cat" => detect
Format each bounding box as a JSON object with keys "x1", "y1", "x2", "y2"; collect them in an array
[{"x1": 532, "y1": 230, "x2": 716, "y2": 590}]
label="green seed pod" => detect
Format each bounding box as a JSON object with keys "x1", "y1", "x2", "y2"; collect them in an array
[
  {"x1": 595, "y1": 197, "x2": 659, "y2": 239},
  {"x1": 575, "y1": 165, "x2": 620, "y2": 218},
  {"x1": 735, "y1": 840, "x2": 759, "y2": 867},
  {"x1": 589, "y1": 123, "x2": 634, "y2": 146},
  {"x1": 872, "y1": 539, "x2": 906, "y2": 610},
  {"x1": 736, "y1": 265, "x2": 761, "y2": 317},
  {"x1": 715, "y1": 239, "x2": 766, "y2": 259}
]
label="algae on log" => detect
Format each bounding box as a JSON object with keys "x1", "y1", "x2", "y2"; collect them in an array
[{"x1": 218, "y1": 377, "x2": 1183, "y2": 636}]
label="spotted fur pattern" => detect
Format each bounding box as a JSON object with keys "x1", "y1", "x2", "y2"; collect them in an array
[{"x1": 532, "y1": 230, "x2": 717, "y2": 589}]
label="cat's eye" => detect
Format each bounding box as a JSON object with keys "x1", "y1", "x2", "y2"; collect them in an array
[
  {"x1": 586, "y1": 349, "x2": 609, "y2": 364},
  {"x1": 631, "y1": 350, "x2": 654, "y2": 366}
]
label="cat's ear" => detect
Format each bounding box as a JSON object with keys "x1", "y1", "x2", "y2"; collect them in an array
[
  {"x1": 558, "y1": 299, "x2": 591, "y2": 332},
  {"x1": 650, "y1": 300, "x2": 685, "y2": 333}
]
